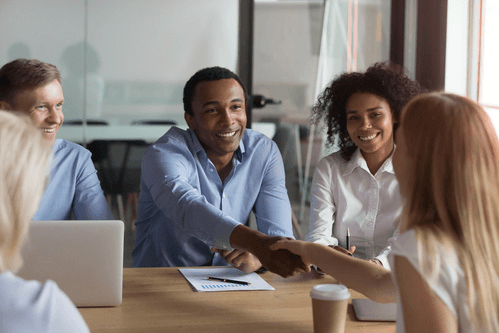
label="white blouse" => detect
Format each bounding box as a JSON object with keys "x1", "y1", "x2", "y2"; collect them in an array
[
  {"x1": 389, "y1": 230, "x2": 473, "y2": 332},
  {"x1": 305, "y1": 148, "x2": 402, "y2": 268}
]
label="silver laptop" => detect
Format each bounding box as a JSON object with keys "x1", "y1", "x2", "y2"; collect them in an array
[{"x1": 17, "y1": 220, "x2": 124, "y2": 307}]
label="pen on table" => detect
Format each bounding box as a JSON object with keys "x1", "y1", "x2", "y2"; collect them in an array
[
  {"x1": 346, "y1": 228, "x2": 351, "y2": 255},
  {"x1": 207, "y1": 276, "x2": 251, "y2": 285}
]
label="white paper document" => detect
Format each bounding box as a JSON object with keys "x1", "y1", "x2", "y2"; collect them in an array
[{"x1": 179, "y1": 267, "x2": 275, "y2": 292}]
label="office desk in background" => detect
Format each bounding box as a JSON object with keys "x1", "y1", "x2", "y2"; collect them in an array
[
  {"x1": 57, "y1": 122, "x2": 277, "y2": 143},
  {"x1": 79, "y1": 268, "x2": 395, "y2": 333}
]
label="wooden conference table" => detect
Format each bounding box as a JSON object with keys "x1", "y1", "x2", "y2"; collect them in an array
[{"x1": 79, "y1": 268, "x2": 395, "y2": 333}]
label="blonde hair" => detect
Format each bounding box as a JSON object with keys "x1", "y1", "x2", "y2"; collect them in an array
[
  {"x1": 399, "y1": 92, "x2": 499, "y2": 331},
  {"x1": 0, "y1": 111, "x2": 52, "y2": 273}
]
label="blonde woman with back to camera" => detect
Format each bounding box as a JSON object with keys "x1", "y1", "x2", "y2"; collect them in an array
[
  {"x1": 0, "y1": 111, "x2": 89, "y2": 332},
  {"x1": 271, "y1": 92, "x2": 499, "y2": 332}
]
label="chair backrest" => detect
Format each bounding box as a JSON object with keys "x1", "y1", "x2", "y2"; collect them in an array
[
  {"x1": 64, "y1": 119, "x2": 109, "y2": 126},
  {"x1": 131, "y1": 120, "x2": 177, "y2": 125}
]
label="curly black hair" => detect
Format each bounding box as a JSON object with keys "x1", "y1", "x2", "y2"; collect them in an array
[
  {"x1": 313, "y1": 62, "x2": 425, "y2": 161},
  {"x1": 183, "y1": 66, "x2": 247, "y2": 116}
]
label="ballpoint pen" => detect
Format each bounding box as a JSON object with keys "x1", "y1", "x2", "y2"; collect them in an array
[
  {"x1": 207, "y1": 276, "x2": 251, "y2": 285},
  {"x1": 346, "y1": 228, "x2": 351, "y2": 252}
]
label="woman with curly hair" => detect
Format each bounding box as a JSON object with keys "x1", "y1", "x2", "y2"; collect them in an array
[
  {"x1": 305, "y1": 62, "x2": 424, "y2": 268},
  {"x1": 273, "y1": 93, "x2": 499, "y2": 331}
]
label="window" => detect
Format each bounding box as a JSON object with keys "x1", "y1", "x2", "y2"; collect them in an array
[{"x1": 446, "y1": 0, "x2": 499, "y2": 133}]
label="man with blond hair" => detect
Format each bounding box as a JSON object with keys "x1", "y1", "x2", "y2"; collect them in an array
[{"x1": 0, "y1": 58, "x2": 113, "y2": 220}]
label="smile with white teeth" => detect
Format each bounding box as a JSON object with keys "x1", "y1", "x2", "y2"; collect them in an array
[
  {"x1": 217, "y1": 131, "x2": 236, "y2": 138},
  {"x1": 41, "y1": 128, "x2": 56, "y2": 133},
  {"x1": 359, "y1": 133, "x2": 378, "y2": 141}
]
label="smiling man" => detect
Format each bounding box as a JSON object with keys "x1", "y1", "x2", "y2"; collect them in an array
[
  {"x1": 0, "y1": 58, "x2": 113, "y2": 221},
  {"x1": 132, "y1": 67, "x2": 309, "y2": 277}
]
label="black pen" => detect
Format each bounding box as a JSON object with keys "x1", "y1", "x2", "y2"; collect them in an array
[
  {"x1": 346, "y1": 228, "x2": 351, "y2": 252},
  {"x1": 207, "y1": 276, "x2": 251, "y2": 285}
]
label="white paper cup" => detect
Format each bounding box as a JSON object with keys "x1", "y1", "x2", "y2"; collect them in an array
[{"x1": 310, "y1": 284, "x2": 350, "y2": 333}]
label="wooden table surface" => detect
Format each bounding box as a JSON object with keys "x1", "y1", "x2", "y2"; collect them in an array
[{"x1": 79, "y1": 267, "x2": 395, "y2": 333}]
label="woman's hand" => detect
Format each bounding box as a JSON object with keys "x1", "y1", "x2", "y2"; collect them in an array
[{"x1": 269, "y1": 239, "x2": 314, "y2": 266}]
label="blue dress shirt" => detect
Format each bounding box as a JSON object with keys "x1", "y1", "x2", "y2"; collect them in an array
[
  {"x1": 33, "y1": 139, "x2": 114, "y2": 221},
  {"x1": 132, "y1": 127, "x2": 293, "y2": 267}
]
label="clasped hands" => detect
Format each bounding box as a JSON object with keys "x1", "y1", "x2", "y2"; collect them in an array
[
  {"x1": 213, "y1": 237, "x2": 363, "y2": 278},
  {"x1": 212, "y1": 235, "x2": 312, "y2": 278}
]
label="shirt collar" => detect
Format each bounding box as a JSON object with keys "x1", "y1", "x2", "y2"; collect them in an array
[
  {"x1": 343, "y1": 145, "x2": 396, "y2": 176},
  {"x1": 188, "y1": 129, "x2": 205, "y2": 154},
  {"x1": 188, "y1": 128, "x2": 245, "y2": 162}
]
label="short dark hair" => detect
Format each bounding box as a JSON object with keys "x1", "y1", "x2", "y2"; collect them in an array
[
  {"x1": 0, "y1": 59, "x2": 61, "y2": 105},
  {"x1": 183, "y1": 66, "x2": 247, "y2": 115},
  {"x1": 313, "y1": 62, "x2": 425, "y2": 161}
]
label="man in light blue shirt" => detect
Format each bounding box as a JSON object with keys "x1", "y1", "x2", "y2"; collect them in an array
[
  {"x1": 32, "y1": 138, "x2": 114, "y2": 220},
  {"x1": 0, "y1": 59, "x2": 113, "y2": 220},
  {"x1": 133, "y1": 67, "x2": 309, "y2": 277}
]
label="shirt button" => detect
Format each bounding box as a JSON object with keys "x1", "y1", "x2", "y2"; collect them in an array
[
  {"x1": 210, "y1": 168, "x2": 214, "y2": 172},
  {"x1": 223, "y1": 193, "x2": 226, "y2": 198}
]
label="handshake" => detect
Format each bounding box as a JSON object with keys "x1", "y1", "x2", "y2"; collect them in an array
[
  {"x1": 213, "y1": 224, "x2": 359, "y2": 278},
  {"x1": 213, "y1": 235, "x2": 311, "y2": 278}
]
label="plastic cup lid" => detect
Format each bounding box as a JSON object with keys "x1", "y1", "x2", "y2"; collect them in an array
[{"x1": 310, "y1": 284, "x2": 351, "y2": 301}]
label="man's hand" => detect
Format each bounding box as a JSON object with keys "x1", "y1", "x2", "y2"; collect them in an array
[
  {"x1": 269, "y1": 239, "x2": 314, "y2": 266},
  {"x1": 229, "y1": 225, "x2": 311, "y2": 278},
  {"x1": 211, "y1": 248, "x2": 262, "y2": 273}
]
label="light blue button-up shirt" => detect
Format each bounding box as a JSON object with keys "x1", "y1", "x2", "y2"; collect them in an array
[
  {"x1": 33, "y1": 139, "x2": 114, "y2": 221},
  {"x1": 132, "y1": 127, "x2": 293, "y2": 267}
]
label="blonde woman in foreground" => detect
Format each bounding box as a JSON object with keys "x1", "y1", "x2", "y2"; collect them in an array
[
  {"x1": 271, "y1": 92, "x2": 499, "y2": 332},
  {"x1": 0, "y1": 111, "x2": 89, "y2": 332}
]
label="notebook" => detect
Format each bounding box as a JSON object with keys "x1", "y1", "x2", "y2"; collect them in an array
[
  {"x1": 352, "y1": 298, "x2": 397, "y2": 321},
  {"x1": 17, "y1": 220, "x2": 124, "y2": 307}
]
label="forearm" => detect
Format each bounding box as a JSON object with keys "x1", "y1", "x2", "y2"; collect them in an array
[
  {"x1": 230, "y1": 224, "x2": 265, "y2": 253},
  {"x1": 147, "y1": 175, "x2": 238, "y2": 249},
  {"x1": 306, "y1": 243, "x2": 396, "y2": 303}
]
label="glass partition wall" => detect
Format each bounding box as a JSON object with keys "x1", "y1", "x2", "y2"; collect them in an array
[
  {"x1": 253, "y1": 0, "x2": 392, "y2": 226},
  {"x1": 0, "y1": 0, "x2": 239, "y2": 142},
  {"x1": 1, "y1": 0, "x2": 393, "y2": 241},
  {"x1": 0, "y1": 1, "x2": 240, "y2": 264}
]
